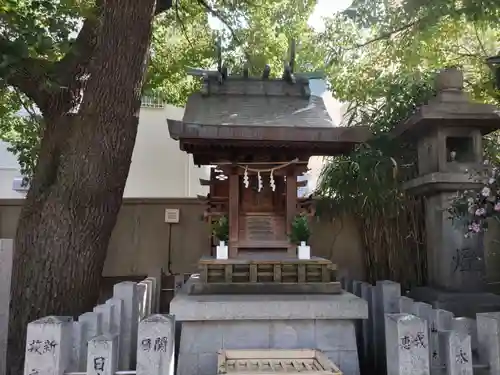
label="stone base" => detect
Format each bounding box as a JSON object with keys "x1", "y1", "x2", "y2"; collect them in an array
[
  {"x1": 410, "y1": 286, "x2": 500, "y2": 318},
  {"x1": 170, "y1": 277, "x2": 368, "y2": 375}
]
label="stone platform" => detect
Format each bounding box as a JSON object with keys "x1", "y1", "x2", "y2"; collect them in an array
[
  {"x1": 170, "y1": 276, "x2": 368, "y2": 375},
  {"x1": 410, "y1": 286, "x2": 500, "y2": 318}
]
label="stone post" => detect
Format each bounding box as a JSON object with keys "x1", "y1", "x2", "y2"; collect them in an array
[
  {"x1": 385, "y1": 314, "x2": 430, "y2": 375},
  {"x1": 359, "y1": 282, "x2": 373, "y2": 368},
  {"x1": 105, "y1": 298, "x2": 124, "y2": 366},
  {"x1": 375, "y1": 280, "x2": 401, "y2": 373},
  {"x1": 370, "y1": 286, "x2": 379, "y2": 369},
  {"x1": 148, "y1": 268, "x2": 162, "y2": 313},
  {"x1": 70, "y1": 321, "x2": 87, "y2": 372},
  {"x1": 113, "y1": 281, "x2": 139, "y2": 370},
  {"x1": 345, "y1": 279, "x2": 354, "y2": 294},
  {"x1": 86, "y1": 334, "x2": 118, "y2": 375},
  {"x1": 137, "y1": 283, "x2": 147, "y2": 320},
  {"x1": 438, "y1": 331, "x2": 473, "y2": 375},
  {"x1": 351, "y1": 281, "x2": 363, "y2": 361},
  {"x1": 147, "y1": 277, "x2": 157, "y2": 313},
  {"x1": 451, "y1": 317, "x2": 478, "y2": 354},
  {"x1": 143, "y1": 278, "x2": 155, "y2": 316},
  {"x1": 78, "y1": 311, "x2": 102, "y2": 366},
  {"x1": 427, "y1": 309, "x2": 453, "y2": 371},
  {"x1": 137, "y1": 315, "x2": 175, "y2": 375},
  {"x1": 93, "y1": 304, "x2": 114, "y2": 334},
  {"x1": 24, "y1": 316, "x2": 73, "y2": 375},
  {"x1": 0, "y1": 239, "x2": 13, "y2": 375},
  {"x1": 411, "y1": 302, "x2": 432, "y2": 320},
  {"x1": 397, "y1": 296, "x2": 415, "y2": 314},
  {"x1": 477, "y1": 312, "x2": 500, "y2": 374}
]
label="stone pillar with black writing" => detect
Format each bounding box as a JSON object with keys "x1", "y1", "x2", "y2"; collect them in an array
[
  {"x1": 136, "y1": 315, "x2": 175, "y2": 375},
  {"x1": 24, "y1": 316, "x2": 73, "y2": 375},
  {"x1": 439, "y1": 330, "x2": 473, "y2": 375},
  {"x1": 385, "y1": 314, "x2": 430, "y2": 375},
  {"x1": 86, "y1": 334, "x2": 118, "y2": 375},
  {"x1": 393, "y1": 67, "x2": 500, "y2": 317}
]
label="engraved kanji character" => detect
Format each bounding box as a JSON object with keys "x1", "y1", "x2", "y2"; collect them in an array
[
  {"x1": 94, "y1": 357, "x2": 105, "y2": 372},
  {"x1": 27, "y1": 340, "x2": 43, "y2": 355},
  {"x1": 153, "y1": 337, "x2": 168, "y2": 352},
  {"x1": 456, "y1": 348, "x2": 469, "y2": 364},
  {"x1": 413, "y1": 332, "x2": 426, "y2": 348},
  {"x1": 400, "y1": 335, "x2": 411, "y2": 350},
  {"x1": 43, "y1": 340, "x2": 57, "y2": 353},
  {"x1": 141, "y1": 338, "x2": 152, "y2": 351}
]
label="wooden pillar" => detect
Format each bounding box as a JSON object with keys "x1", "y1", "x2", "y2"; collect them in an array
[
  {"x1": 285, "y1": 167, "x2": 297, "y2": 256},
  {"x1": 228, "y1": 169, "x2": 239, "y2": 257}
]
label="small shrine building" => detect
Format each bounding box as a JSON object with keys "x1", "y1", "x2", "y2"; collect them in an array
[
  {"x1": 168, "y1": 64, "x2": 372, "y2": 375},
  {"x1": 167, "y1": 65, "x2": 371, "y2": 259}
]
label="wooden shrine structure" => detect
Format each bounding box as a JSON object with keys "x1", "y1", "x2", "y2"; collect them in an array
[{"x1": 167, "y1": 52, "x2": 370, "y2": 293}]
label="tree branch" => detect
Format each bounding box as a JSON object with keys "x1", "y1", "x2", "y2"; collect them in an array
[
  {"x1": 3, "y1": 0, "x2": 170, "y2": 117},
  {"x1": 55, "y1": 18, "x2": 99, "y2": 84},
  {"x1": 0, "y1": 48, "x2": 52, "y2": 112},
  {"x1": 195, "y1": 0, "x2": 252, "y2": 63},
  {"x1": 354, "y1": 17, "x2": 425, "y2": 50}
]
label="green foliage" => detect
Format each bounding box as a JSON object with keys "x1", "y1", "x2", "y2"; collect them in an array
[
  {"x1": 309, "y1": 0, "x2": 500, "y2": 286},
  {"x1": 289, "y1": 214, "x2": 311, "y2": 245},
  {"x1": 0, "y1": 0, "x2": 86, "y2": 66},
  {"x1": 212, "y1": 215, "x2": 229, "y2": 242},
  {"x1": 315, "y1": 73, "x2": 436, "y2": 285},
  {"x1": 0, "y1": 89, "x2": 41, "y2": 178},
  {"x1": 317, "y1": 72, "x2": 436, "y2": 215},
  {"x1": 302, "y1": 0, "x2": 500, "y2": 108},
  {"x1": 0, "y1": 0, "x2": 318, "y2": 180}
]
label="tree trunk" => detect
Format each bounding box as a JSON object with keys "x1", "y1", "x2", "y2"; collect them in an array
[{"x1": 7, "y1": 1, "x2": 157, "y2": 374}]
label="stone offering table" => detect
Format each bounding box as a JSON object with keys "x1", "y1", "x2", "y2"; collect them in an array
[{"x1": 170, "y1": 276, "x2": 368, "y2": 375}]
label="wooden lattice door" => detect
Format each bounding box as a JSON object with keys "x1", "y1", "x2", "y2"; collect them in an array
[{"x1": 238, "y1": 175, "x2": 287, "y2": 249}]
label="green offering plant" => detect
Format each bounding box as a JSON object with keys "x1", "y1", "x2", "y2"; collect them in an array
[
  {"x1": 289, "y1": 214, "x2": 311, "y2": 245},
  {"x1": 212, "y1": 215, "x2": 229, "y2": 243}
]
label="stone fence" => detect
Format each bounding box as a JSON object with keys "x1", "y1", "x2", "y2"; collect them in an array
[
  {"x1": 341, "y1": 277, "x2": 497, "y2": 375},
  {"x1": 22, "y1": 276, "x2": 175, "y2": 375},
  {"x1": 0, "y1": 238, "x2": 175, "y2": 375}
]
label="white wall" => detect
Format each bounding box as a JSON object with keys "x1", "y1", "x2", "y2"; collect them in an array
[
  {"x1": 124, "y1": 104, "x2": 209, "y2": 198},
  {"x1": 0, "y1": 142, "x2": 26, "y2": 199},
  {"x1": 0, "y1": 80, "x2": 346, "y2": 199},
  {"x1": 0, "y1": 104, "x2": 209, "y2": 199},
  {"x1": 307, "y1": 79, "x2": 347, "y2": 193}
]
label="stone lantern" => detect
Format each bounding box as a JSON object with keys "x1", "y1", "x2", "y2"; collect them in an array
[
  {"x1": 393, "y1": 67, "x2": 500, "y2": 315},
  {"x1": 486, "y1": 53, "x2": 500, "y2": 89}
]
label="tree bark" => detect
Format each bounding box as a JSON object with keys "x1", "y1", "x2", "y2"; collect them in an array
[{"x1": 7, "y1": 1, "x2": 157, "y2": 374}]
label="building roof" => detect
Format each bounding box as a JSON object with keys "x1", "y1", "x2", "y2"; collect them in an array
[
  {"x1": 182, "y1": 90, "x2": 334, "y2": 128},
  {"x1": 167, "y1": 74, "x2": 371, "y2": 164}
]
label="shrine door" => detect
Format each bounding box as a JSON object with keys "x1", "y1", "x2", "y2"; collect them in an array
[{"x1": 238, "y1": 174, "x2": 287, "y2": 250}]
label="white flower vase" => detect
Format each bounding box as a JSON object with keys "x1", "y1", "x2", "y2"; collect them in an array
[
  {"x1": 297, "y1": 241, "x2": 310, "y2": 260},
  {"x1": 216, "y1": 240, "x2": 228, "y2": 260}
]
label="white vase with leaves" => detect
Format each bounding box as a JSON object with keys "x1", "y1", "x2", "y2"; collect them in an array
[
  {"x1": 289, "y1": 214, "x2": 311, "y2": 260},
  {"x1": 213, "y1": 215, "x2": 229, "y2": 260}
]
